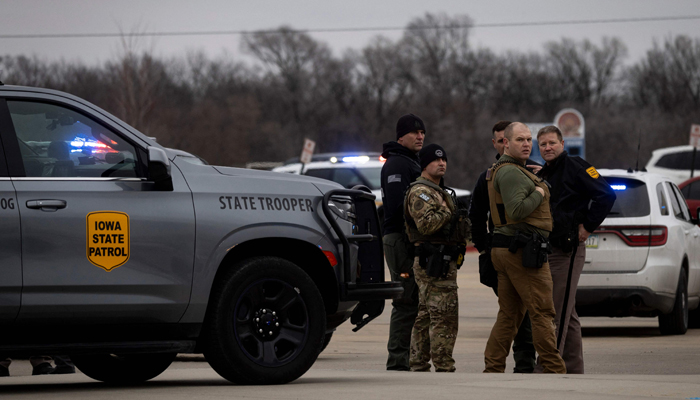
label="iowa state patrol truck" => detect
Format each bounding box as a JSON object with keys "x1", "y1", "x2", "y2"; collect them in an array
[{"x1": 0, "y1": 84, "x2": 401, "y2": 384}]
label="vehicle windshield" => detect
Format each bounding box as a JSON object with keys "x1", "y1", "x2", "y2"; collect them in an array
[
  {"x1": 604, "y1": 177, "x2": 650, "y2": 218},
  {"x1": 356, "y1": 167, "x2": 382, "y2": 189},
  {"x1": 655, "y1": 151, "x2": 700, "y2": 170}
]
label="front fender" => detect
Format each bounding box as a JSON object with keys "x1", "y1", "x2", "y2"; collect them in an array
[{"x1": 180, "y1": 224, "x2": 335, "y2": 323}]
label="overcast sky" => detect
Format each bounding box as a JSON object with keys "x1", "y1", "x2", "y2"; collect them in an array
[{"x1": 1, "y1": 0, "x2": 698, "y2": 66}]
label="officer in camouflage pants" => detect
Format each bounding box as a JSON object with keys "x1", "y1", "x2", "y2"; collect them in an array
[
  {"x1": 410, "y1": 256, "x2": 460, "y2": 372},
  {"x1": 404, "y1": 144, "x2": 470, "y2": 372}
]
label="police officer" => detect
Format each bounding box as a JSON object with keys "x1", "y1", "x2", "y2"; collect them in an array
[
  {"x1": 469, "y1": 120, "x2": 540, "y2": 373},
  {"x1": 536, "y1": 125, "x2": 615, "y2": 374},
  {"x1": 483, "y1": 122, "x2": 566, "y2": 374},
  {"x1": 0, "y1": 355, "x2": 74, "y2": 376},
  {"x1": 381, "y1": 113, "x2": 425, "y2": 371},
  {"x1": 404, "y1": 144, "x2": 469, "y2": 372}
]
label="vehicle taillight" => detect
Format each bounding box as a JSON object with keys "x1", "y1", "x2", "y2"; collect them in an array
[{"x1": 595, "y1": 226, "x2": 667, "y2": 246}]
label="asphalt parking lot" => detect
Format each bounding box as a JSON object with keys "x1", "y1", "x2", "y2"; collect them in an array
[{"x1": 2, "y1": 253, "x2": 699, "y2": 399}]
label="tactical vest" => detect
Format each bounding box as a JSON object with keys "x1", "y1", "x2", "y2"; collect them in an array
[
  {"x1": 404, "y1": 179, "x2": 471, "y2": 245},
  {"x1": 486, "y1": 160, "x2": 553, "y2": 231}
]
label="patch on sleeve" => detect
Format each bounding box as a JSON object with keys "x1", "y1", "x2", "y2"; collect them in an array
[
  {"x1": 388, "y1": 174, "x2": 402, "y2": 183},
  {"x1": 419, "y1": 193, "x2": 431, "y2": 202},
  {"x1": 413, "y1": 199, "x2": 424, "y2": 211},
  {"x1": 586, "y1": 166, "x2": 600, "y2": 179}
]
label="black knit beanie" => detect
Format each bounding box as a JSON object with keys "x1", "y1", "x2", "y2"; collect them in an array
[
  {"x1": 396, "y1": 113, "x2": 426, "y2": 140},
  {"x1": 419, "y1": 144, "x2": 447, "y2": 170}
]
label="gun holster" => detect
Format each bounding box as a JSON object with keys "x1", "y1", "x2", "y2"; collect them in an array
[
  {"x1": 418, "y1": 243, "x2": 463, "y2": 278},
  {"x1": 507, "y1": 231, "x2": 531, "y2": 254},
  {"x1": 522, "y1": 234, "x2": 552, "y2": 269}
]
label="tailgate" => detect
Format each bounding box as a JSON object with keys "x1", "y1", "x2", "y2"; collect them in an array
[
  {"x1": 584, "y1": 216, "x2": 652, "y2": 273},
  {"x1": 584, "y1": 176, "x2": 652, "y2": 273}
]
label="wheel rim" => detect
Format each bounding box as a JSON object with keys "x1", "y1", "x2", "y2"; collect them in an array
[{"x1": 233, "y1": 279, "x2": 309, "y2": 367}]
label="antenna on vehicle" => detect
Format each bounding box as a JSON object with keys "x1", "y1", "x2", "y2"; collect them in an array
[{"x1": 635, "y1": 128, "x2": 642, "y2": 171}]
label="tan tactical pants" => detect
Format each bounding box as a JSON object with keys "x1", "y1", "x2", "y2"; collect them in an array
[{"x1": 484, "y1": 248, "x2": 566, "y2": 374}]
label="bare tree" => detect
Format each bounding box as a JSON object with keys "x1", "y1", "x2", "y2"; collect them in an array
[
  {"x1": 355, "y1": 36, "x2": 411, "y2": 137},
  {"x1": 242, "y1": 27, "x2": 332, "y2": 128},
  {"x1": 0, "y1": 55, "x2": 60, "y2": 87},
  {"x1": 104, "y1": 32, "x2": 165, "y2": 135},
  {"x1": 545, "y1": 37, "x2": 627, "y2": 107},
  {"x1": 400, "y1": 13, "x2": 473, "y2": 115},
  {"x1": 629, "y1": 35, "x2": 700, "y2": 113}
]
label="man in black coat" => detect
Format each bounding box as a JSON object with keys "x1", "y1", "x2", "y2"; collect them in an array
[
  {"x1": 468, "y1": 120, "x2": 540, "y2": 373},
  {"x1": 536, "y1": 125, "x2": 616, "y2": 374},
  {"x1": 381, "y1": 113, "x2": 425, "y2": 371}
]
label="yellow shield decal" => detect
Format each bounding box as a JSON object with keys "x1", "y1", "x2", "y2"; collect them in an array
[
  {"x1": 586, "y1": 166, "x2": 600, "y2": 179},
  {"x1": 86, "y1": 211, "x2": 130, "y2": 271}
]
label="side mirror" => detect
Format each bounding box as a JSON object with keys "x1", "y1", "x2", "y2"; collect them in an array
[
  {"x1": 148, "y1": 147, "x2": 173, "y2": 191},
  {"x1": 694, "y1": 207, "x2": 700, "y2": 225}
]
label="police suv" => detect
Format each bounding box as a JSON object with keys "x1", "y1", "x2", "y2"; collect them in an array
[
  {"x1": 272, "y1": 154, "x2": 472, "y2": 216},
  {"x1": 0, "y1": 84, "x2": 401, "y2": 384}
]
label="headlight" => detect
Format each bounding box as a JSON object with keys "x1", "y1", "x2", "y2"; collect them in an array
[{"x1": 328, "y1": 197, "x2": 356, "y2": 224}]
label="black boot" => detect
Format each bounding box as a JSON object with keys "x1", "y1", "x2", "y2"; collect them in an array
[{"x1": 32, "y1": 362, "x2": 55, "y2": 375}]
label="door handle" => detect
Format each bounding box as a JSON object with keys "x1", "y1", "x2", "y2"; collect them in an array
[{"x1": 26, "y1": 199, "x2": 67, "y2": 211}]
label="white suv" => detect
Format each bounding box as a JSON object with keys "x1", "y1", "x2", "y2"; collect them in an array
[
  {"x1": 576, "y1": 169, "x2": 700, "y2": 334},
  {"x1": 645, "y1": 145, "x2": 700, "y2": 185}
]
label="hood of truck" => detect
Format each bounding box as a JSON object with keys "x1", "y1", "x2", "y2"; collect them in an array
[{"x1": 213, "y1": 166, "x2": 344, "y2": 194}]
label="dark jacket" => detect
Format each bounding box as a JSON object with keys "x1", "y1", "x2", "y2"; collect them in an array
[
  {"x1": 537, "y1": 151, "x2": 616, "y2": 245},
  {"x1": 468, "y1": 154, "x2": 540, "y2": 253},
  {"x1": 381, "y1": 141, "x2": 421, "y2": 235}
]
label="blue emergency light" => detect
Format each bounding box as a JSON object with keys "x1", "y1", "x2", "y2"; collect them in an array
[
  {"x1": 342, "y1": 156, "x2": 370, "y2": 163},
  {"x1": 610, "y1": 184, "x2": 627, "y2": 191}
]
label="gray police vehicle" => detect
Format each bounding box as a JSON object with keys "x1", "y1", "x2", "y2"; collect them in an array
[{"x1": 0, "y1": 84, "x2": 401, "y2": 384}]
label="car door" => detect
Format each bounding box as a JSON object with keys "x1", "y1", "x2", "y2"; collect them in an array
[
  {"x1": 680, "y1": 180, "x2": 700, "y2": 219},
  {"x1": 667, "y1": 182, "x2": 700, "y2": 294},
  {"x1": 0, "y1": 105, "x2": 22, "y2": 324},
  {"x1": 0, "y1": 96, "x2": 196, "y2": 324}
]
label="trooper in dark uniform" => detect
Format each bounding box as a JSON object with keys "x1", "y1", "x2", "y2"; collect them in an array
[
  {"x1": 381, "y1": 113, "x2": 425, "y2": 371},
  {"x1": 536, "y1": 125, "x2": 616, "y2": 374},
  {"x1": 469, "y1": 120, "x2": 540, "y2": 373}
]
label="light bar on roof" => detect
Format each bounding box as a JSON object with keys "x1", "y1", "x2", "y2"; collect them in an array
[
  {"x1": 610, "y1": 184, "x2": 627, "y2": 191},
  {"x1": 342, "y1": 156, "x2": 370, "y2": 164}
]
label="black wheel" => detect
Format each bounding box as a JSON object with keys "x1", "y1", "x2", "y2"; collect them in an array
[
  {"x1": 658, "y1": 270, "x2": 688, "y2": 335},
  {"x1": 203, "y1": 256, "x2": 326, "y2": 385},
  {"x1": 71, "y1": 353, "x2": 176, "y2": 384},
  {"x1": 320, "y1": 332, "x2": 333, "y2": 353}
]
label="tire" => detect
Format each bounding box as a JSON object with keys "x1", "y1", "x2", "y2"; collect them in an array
[
  {"x1": 203, "y1": 256, "x2": 326, "y2": 385},
  {"x1": 689, "y1": 307, "x2": 700, "y2": 329},
  {"x1": 320, "y1": 332, "x2": 333, "y2": 353},
  {"x1": 658, "y1": 270, "x2": 688, "y2": 335},
  {"x1": 71, "y1": 353, "x2": 176, "y2": 384}
]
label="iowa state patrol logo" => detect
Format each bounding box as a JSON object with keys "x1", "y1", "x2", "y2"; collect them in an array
[
  {"x1": 86, "y1": 211, "x2": 130, "y2": 271},
  {"x1": 586, "y1": 166, "x2": 600, "y2": 179}
]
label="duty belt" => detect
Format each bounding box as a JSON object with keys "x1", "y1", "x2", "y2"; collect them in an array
[{"x1": 491, "y1": 233, "x2": 516, "y2": 248}]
